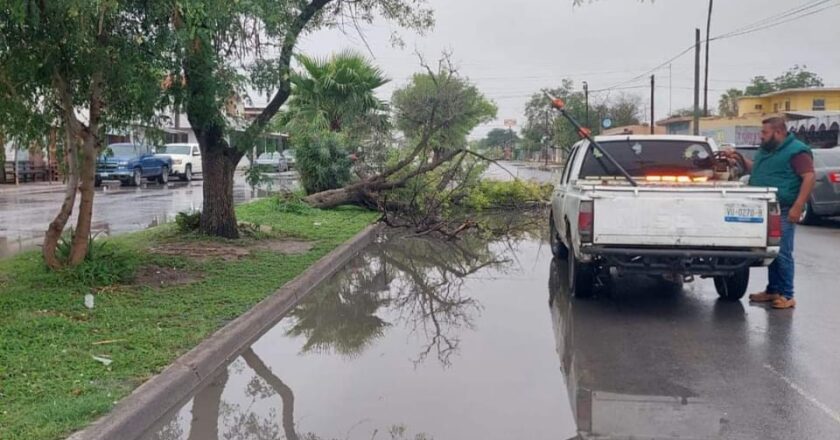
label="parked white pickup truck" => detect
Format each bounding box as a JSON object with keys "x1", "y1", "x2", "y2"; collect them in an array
[
  {"x1": 549, "y1": 135, "x2": 781, "y2": 300},
  {"x1": 155, "y1": 143, "x2": 202, "y2": 182}
]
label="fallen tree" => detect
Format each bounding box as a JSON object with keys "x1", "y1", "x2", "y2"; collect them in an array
[{"x1": 302, "y1": 56, "x2": 499, "y2": 226}]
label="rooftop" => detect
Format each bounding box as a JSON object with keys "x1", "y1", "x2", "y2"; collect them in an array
[{"x1": 739, "y1": 87, "x2": 840, "y2": 100}]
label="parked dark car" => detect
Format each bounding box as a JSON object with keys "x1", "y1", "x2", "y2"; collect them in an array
[
  {"x1": 96, "y1": 143, "x2": 173, "y2": 187},
  {"x1": 803, "y1": 148, "x2": 840, "y2": 224}
]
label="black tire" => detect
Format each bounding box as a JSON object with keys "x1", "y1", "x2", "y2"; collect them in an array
[
  {"x1": 568, "y1": 244, "x2": 595, "y2": 298},
  {"x1": 131, "y1": 168, "x2": 142, "y2": 187},
  {"x1": 181, "y1": 165, "x2": 192, "y2": 182},
  {"x1": 800, "y1": 202, "x2": 819, "y2": 225},
  {"x1": 714, "y1": 268, "x2": 750, "y2": 301},
  {"x1": 157, "y1": 166, "x2": 169, "y2": 184},
  {"x1": 549, "y1": 214, "x2": 569, "y2": 259}
]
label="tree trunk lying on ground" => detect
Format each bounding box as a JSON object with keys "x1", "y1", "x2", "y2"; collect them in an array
[{"x1": 304, "y1": 148, "x2": 465, "y2": 209}]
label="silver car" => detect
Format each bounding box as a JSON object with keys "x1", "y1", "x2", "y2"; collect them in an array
[
  {"x1": 803, "y1": 148, "x2": 840, "y2": 224},
  {"x1": 255, "y1": 152, "x2": 289, "y2": 172}
]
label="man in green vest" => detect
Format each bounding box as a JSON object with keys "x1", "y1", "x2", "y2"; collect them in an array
[{"x1": 727, "y1": 117, "x2": 815, "y2": 309}]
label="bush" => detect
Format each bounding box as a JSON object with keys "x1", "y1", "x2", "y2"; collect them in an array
[
  {"x1": 54, "y1": 232, "x2": 135, "y2": 287},
  {"x1": 463, "y1": 180, "x2": 552, "y2": 210},
  {"x1": 295, "y1": 131, "x2": 352, "y2": 194},
  {"x1": 274, "y1": 193, "x2": 316, "y2": 215},
  {"x1": 175, "y1": 210, "x2": 201, "y2": 233}
]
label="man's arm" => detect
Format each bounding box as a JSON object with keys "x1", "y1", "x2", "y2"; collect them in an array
[
  {"x1": 722, "y1": 150, "x2": 753, "y2": 173},
  {"x1": 788, "y1": 171, "x2": 816, "y2": 223}
]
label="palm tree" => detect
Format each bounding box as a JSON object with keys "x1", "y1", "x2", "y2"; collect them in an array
[
  {"x1": 284, "y1": 50, "x2": 389, "y2": 133},
  {"x1": 718, "y1": 88, "x2": 744, "y2": 117}
]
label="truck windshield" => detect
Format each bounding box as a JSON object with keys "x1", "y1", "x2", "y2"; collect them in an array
[
  {"x1": 106, "y1": 144, "x2": 143, "y2": 157},
  {"x1": 579, "y1": 139, "x2": 716, "y2": 179}
]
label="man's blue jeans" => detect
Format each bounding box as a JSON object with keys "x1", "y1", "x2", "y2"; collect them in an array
[{"x1": 767, "y1": 208, "x2": 796, "y2": 298}]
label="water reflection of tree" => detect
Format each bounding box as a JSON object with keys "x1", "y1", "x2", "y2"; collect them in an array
[
  {"x1": 285, "y1": 255, "x2": 393, "y2": 357},
  {"x1": 283, "y1": 229, "x2": 518, "y2": 366},
  {"x1": 179, "y1": 348, "x2": 432, "y2": 440}
]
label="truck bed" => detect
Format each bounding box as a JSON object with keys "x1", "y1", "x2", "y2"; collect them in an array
[{"x1": 579, "y1": 183, "x2": 776, "y2": 249}]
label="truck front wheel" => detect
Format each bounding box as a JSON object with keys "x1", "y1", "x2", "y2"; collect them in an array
[
  {"x1": 714, "y1": 268, "x2": 750, "y2": 301},
  {"x1": 569, "y1": 249, "x2": 595, "y2": 298}
]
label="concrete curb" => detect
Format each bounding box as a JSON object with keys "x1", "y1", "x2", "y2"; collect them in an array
[{"x1": 67, "y1": 222, "x2": 382, "y2": 440}]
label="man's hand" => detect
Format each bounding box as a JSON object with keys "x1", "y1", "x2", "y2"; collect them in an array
[{"x1": 788, "y1": 204, "x2": 803, "y2": 224}]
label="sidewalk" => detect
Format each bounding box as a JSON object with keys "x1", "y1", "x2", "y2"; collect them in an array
[{"x1": 0, "y1": 181, "x2": 65, "y2": 196}]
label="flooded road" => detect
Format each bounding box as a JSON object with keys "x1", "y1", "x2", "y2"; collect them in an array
[
  {"x1": 142, "y1": 218, "x2": 840, "y2": 440},
  {"x1": 0, "y1": 172, "x2": 298, "y2": 257}
]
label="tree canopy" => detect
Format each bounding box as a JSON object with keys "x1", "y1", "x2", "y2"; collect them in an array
[
  {"x1": 522, "y1": 80, "x2": 641, "y2": 152},
  {"x1": 744, "y1": 65, "x2": 824, "y2": 96},
  {"x1": 392, "y1": 63, "x2": 497, "y2": 155}
]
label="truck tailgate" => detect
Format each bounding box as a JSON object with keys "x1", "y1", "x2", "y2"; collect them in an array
[{"x1": 590, "y1": 186, "x2": 775, "y2": 248}]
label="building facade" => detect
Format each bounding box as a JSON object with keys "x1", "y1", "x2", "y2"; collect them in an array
[{"x1": 737, "y1": 88, "x2": 840, "y2": 117}]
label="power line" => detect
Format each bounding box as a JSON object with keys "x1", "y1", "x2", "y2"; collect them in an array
[
  {"x1": 711, "y1": 2, "x2": 839, "y2": 41},
  {"x1": 589, "y1": 0, "x2": 839, "y2": 95},
  {"x1": 711, "y1": 0, "x2": 833, "y2": 40}
]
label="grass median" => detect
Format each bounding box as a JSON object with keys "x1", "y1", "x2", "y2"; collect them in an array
[{"x1": 0, "y1": 197, "x2": 378, "y2": 440}]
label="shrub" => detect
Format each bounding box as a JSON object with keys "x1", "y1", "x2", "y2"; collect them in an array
[
  {"x1": 175, "y1": 210, "x2": 201, "y2": 233},
  {"x1": 274, "y1": 193, "x2": 315, "y2": 215},
  {"x1": 54, "y1": 231, "x2": 136, "y2": 287},
  {"x1": 463, "y1": 180, "x2": 552, "y2": 210},
  {"x1": 295, "y1": 131, "x2": 352, "y2": 194}
]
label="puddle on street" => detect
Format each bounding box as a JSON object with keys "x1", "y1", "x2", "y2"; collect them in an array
[
  {"x1": 143, "y1": 218, "x2": 582, "y2": 440},
  {"x1": 142, "y1": 212, "x2": 829, "y2": 440}
]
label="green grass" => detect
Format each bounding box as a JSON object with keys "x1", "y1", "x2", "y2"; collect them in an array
[{"x1": 0, "y1": 199, "x2": 378, "y2": 440}]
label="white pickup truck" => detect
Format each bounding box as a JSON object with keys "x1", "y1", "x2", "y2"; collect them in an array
[
  {"x1": 549, "y1": 135, "x2": 781, "y2": 300},
  {"x1": 155, "y1": 143, "x2": 202, "y2": 182}
]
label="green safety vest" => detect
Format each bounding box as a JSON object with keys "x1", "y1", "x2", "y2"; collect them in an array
[{"x1": 749, "y1": 134, "x2": 811, "y2": 207}]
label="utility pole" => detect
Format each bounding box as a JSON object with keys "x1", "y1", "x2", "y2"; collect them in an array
[
  {"x1": 704, "y1": 0, "x2": 713, "y2": 117},
  {"x1": 545, "y1": 110, "x2": 551, "y2": 165},
  {"x1": 582, "y1": 81, "x2": 590, "y2": 128},
  {"x1": 650, "y1": 75, "x2": 655, "y2": 134},
  {"x1": 669, "y1": 63, "x2": 673, "y2": 117},
  {"x1": 693, "y1": 28, "x2": 701, "y2": 135}
]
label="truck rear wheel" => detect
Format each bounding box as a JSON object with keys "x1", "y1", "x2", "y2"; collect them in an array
[
  {"x1": 569, "y1": 249, "x2": 595, "y2": 298},
  {"x1": 549, "y1": 214, "x2": 568, "y2": 259},
  {"x1": 714, "y1": 268, "x2": 750, "y2": 301}
]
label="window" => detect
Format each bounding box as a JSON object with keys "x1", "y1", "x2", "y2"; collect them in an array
[
  {"x1": 785, "y1": 101, "x2": 791, "y2": 111},
  {"x1": 754, "y1": 104, "x2": 763, "y2": 111},
  {"x1": 578, "y1": 140, "x2": 715, "y2": 179},
  {"x1": 164, "y1": 132, "x2": 188, "y2": 144},
  {"x1": 814, "y1": 150, "x2": 840, "y2": 168},
  {"x1": 561, "y1": 144, "x2": 580, "y2": 184},
  {"x1": 813, "y1": 98, "x2": 826, "y2": 111},
  {"x1": 773, "y1": 103, "x2": 779, "y2": 112}
]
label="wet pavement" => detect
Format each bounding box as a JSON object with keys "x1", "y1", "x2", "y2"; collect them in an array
[
  {"x1": 484, "y1": 160, "x2": 559, "y2": 182},
  {"x1": 0, "y1": 172, "x2": 298, "y2": 257},
  {"x1": 141, "y1": 217, "x2": 840, "y2": 440}
]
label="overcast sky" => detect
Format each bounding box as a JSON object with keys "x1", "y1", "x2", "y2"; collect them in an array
[{"x1": 293, "y1": 0, "x2": 840, "y2": 139}]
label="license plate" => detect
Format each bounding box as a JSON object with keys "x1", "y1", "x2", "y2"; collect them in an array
[{"x1": 725, "y1": 203, "x2": 764, "y2": 223}]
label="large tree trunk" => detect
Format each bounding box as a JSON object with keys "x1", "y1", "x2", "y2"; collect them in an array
[
  {"x1": 303, "y1": 185, "x2": 370, "y2": 209},
  {"x1": 67, "y1": 138, "x2": 97, "y2": 265},
  {"x1": 304, "y1": 149, "x2": 466, "y2": 209},
  {"x1": 43, "y1": 133, "x2": 80, "y2": 270},
  {"x1": 198, "y1": 133, "x2": 241, "y2": 238}
]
